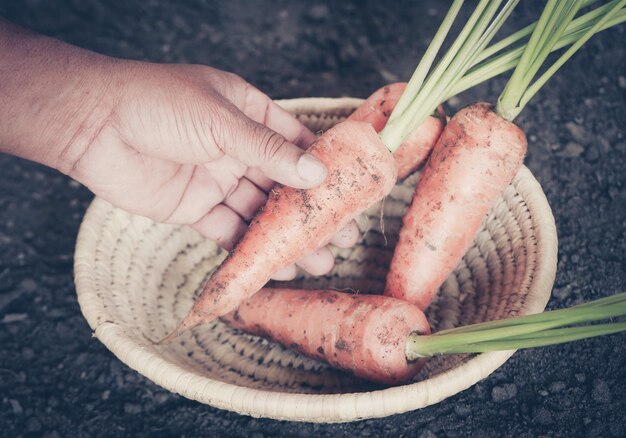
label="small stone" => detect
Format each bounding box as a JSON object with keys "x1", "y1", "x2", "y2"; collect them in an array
[
  {"x1": 418, "y1": 430, "x2": 438, "y2": 438},
  {"x1": 21, "y1": 347, "x2": 35, "y2": 361},
  {"x1": 155, "y1": 393, "x2": 170, "y2": 404},
  {"x1": 454, "y1": 403, "x2": 471, "y2": 417},
  {"x1": 533, "y1": 407, "x2": 553, "y2": 425},
  {"x1": 379, "y1": 69, "x2": 399, "y2": 83},
  {"x1": 565, "y1": 122, "x2": 586, "y2": 142},
  {"x1": 1, "y1": 313, "x2": 28, "y2": 323},
  {"x1": 308, "y1": 4, "x2": 329, "y2": 20},
  {"x1": 575, "y1": 373, "x2": 586, "y2": 383},
  {"x1": 26, "y1": 417, "x2": 42, "y2": 433},
  {"x1": 538, "y1": 390, "x2": 549, "y2": 397},
  {"x1": 492, "y1": 383, "x2": 518, "y2": 402},
  {"x1": 448, "y1": 96, "x2": 461, "y2": 108},
  {"x1": 618, "y1": 76, "x2": 626, "y2": 89},
  {"x1": 19, "y1": 278, "x2": 38, "y2": 294},
  {"x1": 102, "y1": 390, "x2": 111, "y2": 400},
  {"x1": 549, "y1": 381, "x2": 566, "y2": 393},
  {"x1": 591, "y1": 379, "x2": 611, "y2": 403},
  {"x1": 124, "y1": 403, "x2": 142, "y2": 414},
  {"x1": 9, "y1": 399, "x2": 23, "y2": 415},
  {"x1": 557, "y1": 142, "x2": 585, "y2": 158},
  {"x1": 553, "y1": 285, "x2": 573, "y2": 300}
]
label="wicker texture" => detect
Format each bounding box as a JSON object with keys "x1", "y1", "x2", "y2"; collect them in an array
[{"x1": 74, "y1": 97, "x2": 558, "y2": 422}]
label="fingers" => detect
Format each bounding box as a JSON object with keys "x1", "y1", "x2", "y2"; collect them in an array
[
  {"x1": 329, "y1": 221, "x2": 361, "y2": 248},
  {"x1": 211, "y1": 72, "x2": 317, "y2": 149},
  {"x1": 239, "y1": 84, "x2": 317, "y2": 149},
  {"x1": 191, "y1": 202, "x2": 335, "y2": 279},
  {"x1": 296, "y1": 248, "x2": 335, "y2": 277},
  {"x1": 223, "y1": 178, "x2": 267, "y2": 220},
  {"x1": 214, "y1": 106, "x2": 327, "y2": 189},
  {"x1": 191, "y1": 204, "x2": 248, "y2": 251},
  {"x1": 270, "y1": 264, "x2": 298, "y2": 281},
  {"x1": 210, "y1": 75, "x2": 324, "y2": 188},
  {"x1": 244, "y1": 167, "x2": 275, "y2": 192}
]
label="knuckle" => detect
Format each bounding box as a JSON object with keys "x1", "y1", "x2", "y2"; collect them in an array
[{"x1": 255, "y1": 127, "x2": 289, "y2": 163}]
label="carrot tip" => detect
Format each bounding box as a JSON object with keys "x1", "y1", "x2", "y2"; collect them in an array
[{"x1": 152, "y1": 311, "x2": 205, "y2": 345}]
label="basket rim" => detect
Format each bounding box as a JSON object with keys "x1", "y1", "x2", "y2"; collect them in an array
[{"x1": 74, "y1": 97, "x2": 558, "y2": 423}]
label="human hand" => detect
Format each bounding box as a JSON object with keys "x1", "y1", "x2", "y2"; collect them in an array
[
  {"x1": 62, "y1": 62, "x2": 361, "y2": 279},
  {"x1": 0, "y1": 19, "x2": 360, "y2": 279}
]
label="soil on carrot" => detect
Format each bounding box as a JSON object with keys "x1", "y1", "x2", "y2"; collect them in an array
[{"x1": 0, "y1": 0, "x2": 624, "y2": 437}]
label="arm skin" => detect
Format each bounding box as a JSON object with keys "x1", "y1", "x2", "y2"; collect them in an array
[{"x1": 0, "y1": 19, "x2": 361, "y2": 279}]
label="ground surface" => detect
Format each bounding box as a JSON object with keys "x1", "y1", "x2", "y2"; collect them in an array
[{"x1": 0, "y1": 1, "x2": 624, "y2": 437}]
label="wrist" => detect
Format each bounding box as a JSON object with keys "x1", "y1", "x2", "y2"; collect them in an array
[{"x1": 0, "y1": 20, "x2": 126, "y2": 171}]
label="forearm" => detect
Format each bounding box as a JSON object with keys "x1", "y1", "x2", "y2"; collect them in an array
[{"x1": 0, "y1": 18, "x2": 124, "y2": 171}]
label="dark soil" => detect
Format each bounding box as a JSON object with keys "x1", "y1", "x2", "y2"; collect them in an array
[{"x1": 1, "y1": 1, "x2": 625, "y2": 437}]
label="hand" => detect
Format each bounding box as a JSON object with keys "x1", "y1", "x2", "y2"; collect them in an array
[
  {"x1": 0, "y1": 21, "x2": 360, "y2": 279},
  {"x1": 67, "y1": 63, "x2": 364, "y2": 279}
]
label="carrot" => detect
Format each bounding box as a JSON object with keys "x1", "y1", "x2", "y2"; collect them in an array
[
  {"x1": 384, "y1": 0, "x2": 624, "y2": 310},
  {"x1": 223, "y1": 288, "x2": 626, "y2": 384},
  {"x1": 221, "y1": 288, "x2": 431, "y2": 384},
  {"x1": 348, "y1": 83, "x2": 446, "y2": 180},
  {"x1": 162, "y1": 0, "x2": 625, "y2": 341},
  {"x1": 161, "y1": 120, "x2": 397, "y2": 341},
  {"x1": 385, "y1": 102, "x2": 526, "y2": 309}
]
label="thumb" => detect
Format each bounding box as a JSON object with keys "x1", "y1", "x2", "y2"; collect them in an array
[{"x1": 216, "y1": 102, "x2": 327, "y2": 189}]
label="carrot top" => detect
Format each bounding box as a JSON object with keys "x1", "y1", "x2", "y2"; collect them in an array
[
  {"x1": 407, "y1": 292, "x2": 626, "y2": 358},
  {"x1": 497, "y1": 0, "x2": 626, "y2": 120},
  {"x1": 379, "y1": 0, "x2": 626, "y2": 149},
  {"x1": 380, "y1": 0, "x2": 521, "y2": 152}
]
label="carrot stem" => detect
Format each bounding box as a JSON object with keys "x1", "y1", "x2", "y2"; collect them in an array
[
  {"x1": 380, "y1": 0, "x2": 520, "y2": 152},
  {"x1": 448, "y1": 6, "x2": 626, "y2": 98},
  {"x1": 409, "y1": 323, "x2": 626, "y2": 355},
  {"x1": 496, "y1": 0, "x2": 626, "y2": 120},
  {"x1": 388, "y1": 0, "x2": 465, "y2": 122},
  {"x1": 406, "y1": 292, "x2": 626, "y2": 359},
  {"x1": 519, "y1": 0, "x2": 626, "y2": 109}
]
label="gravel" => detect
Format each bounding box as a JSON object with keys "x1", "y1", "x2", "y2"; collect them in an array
[{"x1": 0, "y1": 1, "x2": 624, "y2": 437}]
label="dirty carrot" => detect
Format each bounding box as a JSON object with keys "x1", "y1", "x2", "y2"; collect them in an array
[
  {"x1": 350, "y1": 0, "x2": 626, "y2": 179},
  {"x1": 221, "y1": 288, "x2": 431, "y2": 384},
  {"x1": 161, "y1": 121, "x2": 397, "y2": 342},
  {"x1": 161, "y1": 0, "x2": 521, "y2": 342},
  {"x1": 385, "y1": 0, "x2": 625, "y2": 310},
  {"x1": 224, "y1": 288, "x2": 626, "y2": 384},
  {"x1": 348, "y1": 83, "x2": 446, "y2": 180}
]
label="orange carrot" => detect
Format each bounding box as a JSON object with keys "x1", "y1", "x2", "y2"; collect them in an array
[
  {"x1": 349, "y1": 83, "x2": 446, "y2": 180},
  {"x1": 163, "y1": 120, "x2": 397, "y2": 341},
  {"x1": 221, "y1": 288, "x2": 431, "y2": 384},
  {"x1": 385, "y1": 103, "x2": 527, "y2": 310}
]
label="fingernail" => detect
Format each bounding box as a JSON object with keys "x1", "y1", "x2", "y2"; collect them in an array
[{"x1": 297, "y1": 154, "x2": 326, "y2": 183}]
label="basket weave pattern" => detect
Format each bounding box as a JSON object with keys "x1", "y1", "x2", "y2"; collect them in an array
[{"x1": 74, "y1": 98, "x2": 558, "y2": 422}]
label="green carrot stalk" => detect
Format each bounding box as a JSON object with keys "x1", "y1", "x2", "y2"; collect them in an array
[
  {"x1": 497, "y1": 0, "x2": 626, "y2": 121},
  {"x1": 379, "y1": 0, "x2": 521, "y2": 151},
  {"x1": 406, "y1": 293, "x2": 626, "y2": 359},
  {"x1": 379, "y1": 0, "x2": 626, "y2": 150}
]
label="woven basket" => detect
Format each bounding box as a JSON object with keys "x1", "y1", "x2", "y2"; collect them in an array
[{"x1": 74, "y1": 97, "x2": 558, "y2": 423}]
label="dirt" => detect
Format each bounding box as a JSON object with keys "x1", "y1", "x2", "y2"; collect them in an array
[{"x1": 0, "y1": 1, "x2": 625, "y2": 437}]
